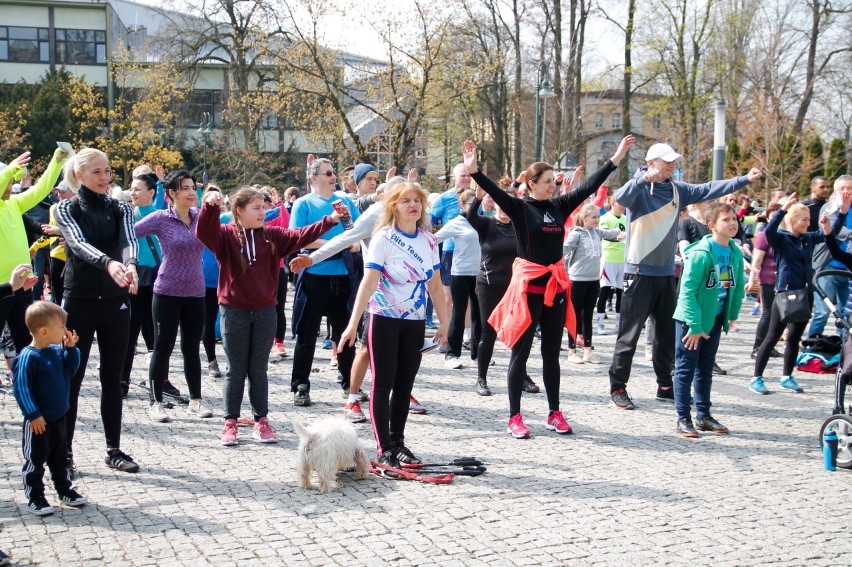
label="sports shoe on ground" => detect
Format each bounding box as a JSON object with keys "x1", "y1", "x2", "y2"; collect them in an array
[
  {"x1": 377, "y1": 451, "x2": 401, "y2": 478},
  {"x1": 695, "y1": 415, "x2": 729, "y2": 434},
  {"x1": 438, "y1": 343, "x2": 448, "y2": 354},
  {"x1": 779, "y1": 376, "x2": 804, "y2": 393},
  {"x1": 58, "y1": 488, "x2": 87, "y2": 507},
  {"x1": 208, "y1": 360, "x2": 222, "y2": 378},
  {"x1": 294, "y1": 384, "x2": 311, "y2": 406},
  {"x1": 163, "y1": 380, "x2": 182, "y2": 398},
  {"x1": 322, "y1": 338, "x2": 333, "y2": 350},
  {"x1": 252, "y1": 417, "x2": 277, "y2": 443},
  {"x1": 749, "y1": 376, "x2": 769, "y2": 395},
  {"x1": 394, "y1": 445, "x2": 422, "y2": 464},
  {"x1": 656, "y1": 386, "x2": 674, "y2": 402},
  {"x1": 462, "y1": 340, "x2": 471, "y2": 351},
  {"x1": 444, "y1": 355, "x2": 462, "y2": 369},
  {"x1": 583, "y1": 351, "x2": 600, "y2": 364},
  {"x1": 476, "y1": 377, "x2": 491, "y2": 396},
  {"x1": 408, "y1": 395, "x2": 427, "y2": 414},
  {"x1": 676, "y1": 419, "x2": 699, "y2": 438},
  {"x1": 28, "y1": 496, "x2": 54, "y2": 516},
  {"x1": 187, "y1": 399, "x2": 214, "y2": 418},
  {"x1": 751, "y1": 304, "x2": 760, "y2": 316},
  {"x1": 567, "y1": 353, "x2": 585, "y2": 364},
  {"x1": 545, "y1": 410, "x2": 573, "y2": 434},
  {"x1": 148, "y1": 402, "x2": 170, "y2": 423},
  {"x1": 344, "y1": 401, "x2": 367, "y2": 423},
  {"x1": 522, "y1": 376, "x2": 540, "y2": 393},
  {"x1": 611, "y1": 389, "x2": 635, "y2": 410},
  {"x1": 507, "y1": 413, "x2": 531, "y2": 439},
  {"x1": 329, "y1": 357, "x2": 339, "y2": 369},
  {"x1": 221, "y1": 419, "x2": 238, "y2": 446},
  {"x1": 770, "y1": 348, "x2": 782, "y2": 358},
  {"x1": 424, "y1": 319, "x2": 438, "y2": 329},
  {"x1": 712, "y1": 363, "x2": 727, "y2": 375},
  {"x1": 729, "y1": 323, "x2": 739, "y2": 332},
  {"x1": 273, "y1": 340, "x2": 287, "y2": 358},
  {"x1": 343, "y1": 389, "x2": 369, "y2": 402},
  {"x1": 0, "y1": 548, "x2": 10, "y2": 565},
  {"x1": 104, "y1": 449, "x2": 140, "y2": 473},
  {"x1": 596, "y1": 322, "x2": 607, "y2": 335},
  {"x1": 120, "y1": 380, "x2": 129, "y2": 399}
]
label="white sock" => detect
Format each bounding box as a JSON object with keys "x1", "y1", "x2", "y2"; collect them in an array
[
  {"x1": 463, "y1": 328, "x2": 471, "y2": 340},
  {"x1": 348, "y1": 394, "x2": 360, "y2": 403}
]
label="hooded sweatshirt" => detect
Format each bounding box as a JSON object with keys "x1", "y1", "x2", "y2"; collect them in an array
[{"x1": 563, "y1": 226, "x2": 621, "y2": 281}]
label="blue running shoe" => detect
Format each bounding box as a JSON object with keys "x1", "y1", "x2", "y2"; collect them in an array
[
  {"x1": 749, "y1": 376, "x2": 769, "y2": 395},
  {"x1": 424, "y1": 319, "x2": 438, "y2": 330},
  {"x1": 779, "y1": 377, "x2": 803, "y2": 393},
  {"x1": 322, "y1": 338, "x2": 333, "y2": 350}
]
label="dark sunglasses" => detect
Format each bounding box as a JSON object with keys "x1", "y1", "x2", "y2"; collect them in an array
[{"x1": 316, "y1": 170, "x2": 336, "y2": 177}]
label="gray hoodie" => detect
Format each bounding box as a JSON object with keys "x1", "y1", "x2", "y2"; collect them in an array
[{"x1": 563, "y1": 226, "x2": 621, "y2": 281}]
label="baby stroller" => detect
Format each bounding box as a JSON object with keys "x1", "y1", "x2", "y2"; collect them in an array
[{"x1": 813, "y1": 268, "x2": 852, "y2": 468}]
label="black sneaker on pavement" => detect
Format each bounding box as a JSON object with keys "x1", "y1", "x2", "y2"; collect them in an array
[
  {"x1": 769, "y1": 349, "x2": 782, "y2": 358},
  {"x1": 676, "y1": 419, "x2": 699, "y2": 438},
  {"x1": 28, "y1": 496, "x2": 54, "y2": 516},
  {"x1": 522, "y1": 376, "x2": 540, "y2": 393},
  {"x1": 58, "y1": 488, "x2": 87, "y2": 507},
  {"x1": 656, "y1": 386, "x2": 674, "y2": 402},
  {"x1": 163, "y1": 380, "x2": 182, "y2": 397},
  {"x1": 611, "y1": 388, "x2": 635, "y2": 410},
  {"x1": 476, "y1": 377, "x2": 491, "y2": 396},
  {"x1": 712, "y1": 363, "x2": 727, "y2": 375},
  {"x1": 377, "y1": 451, "x2": 401, "y2": 478},
  {"x1": 695, "y1": 415, "x2": 730, "y2": 434},
  {"x1": 393, "y1": 445, "x2": 422, "y2": 465},
  {"x1": 105, "y1": 449, "x2": 140, "y2": 473},
  {"x1": 294, "y1": 384, "x2": 311, "y2": 407}
]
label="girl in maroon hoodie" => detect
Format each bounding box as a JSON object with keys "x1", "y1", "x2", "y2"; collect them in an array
[{"x1": 196, "y1": 187, "x2": 342, "y2": 446}]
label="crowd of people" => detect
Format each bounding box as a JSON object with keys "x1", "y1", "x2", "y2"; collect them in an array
[{"x1": 3, "y1": 137, "x2": 851, "y2": 521}]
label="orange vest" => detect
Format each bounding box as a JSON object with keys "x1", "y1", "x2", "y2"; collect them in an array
[{"x1": 488, "y1": 258, "x2": 576, "y2": 349}]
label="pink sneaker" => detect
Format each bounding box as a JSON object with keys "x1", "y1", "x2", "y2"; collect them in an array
[
  {"x1": 507, "y1": 413, "x2": 530, "y2": 439},
  {"x1": 343, "y1": 401, "x2": 367, "y2": 423},
  {"x1": 408, "y1": 395, "x2": 427, "y2": 414},
  {"x1": 545, "y1": 410, "x2": 573, "y2": 435},
  {"x1": 221, "y1": 419, "x2": 238, "y2": 446},
  {"x1": 273, "y1": 341, "x2": 287, "y2": 358},
  {"x1": 252, "y1": 417, "x2": 278, "y2": 444}
]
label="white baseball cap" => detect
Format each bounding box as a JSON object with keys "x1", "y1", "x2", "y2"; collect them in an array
[{"x1": 645, "y1": 143, "x2": 682, "y2": 162}]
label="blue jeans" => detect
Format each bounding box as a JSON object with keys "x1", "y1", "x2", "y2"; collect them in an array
[
  {"x1": 674, "y1": 314, "x2": 723, "y2": 421},
  {"x1": 809, "y1": 273, "x2": 849, "y2": 337}
]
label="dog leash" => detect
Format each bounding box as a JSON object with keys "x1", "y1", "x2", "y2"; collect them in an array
[{"x1": 370, "y1": 461, "x2": 455, "y2": 484}]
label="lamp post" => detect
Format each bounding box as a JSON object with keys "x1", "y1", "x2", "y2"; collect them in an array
[
  {"x1": 197, "y1": 111, "x2": 213, "y2": 180},
  {"x1": 534, "y1": 61, "x2": 557, "y2": 162},
  {"x1": 712, "y1": 100, "x2": 726, "y2": 181}
]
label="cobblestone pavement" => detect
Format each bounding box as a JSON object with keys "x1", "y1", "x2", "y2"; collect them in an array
[{"x1": 1, "y1": 301, "x2": 850, "y2": 566}]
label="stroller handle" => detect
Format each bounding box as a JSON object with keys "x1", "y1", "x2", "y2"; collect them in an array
[{"x1": 812, "y1": 269, "x2": 852, "y2": 332}]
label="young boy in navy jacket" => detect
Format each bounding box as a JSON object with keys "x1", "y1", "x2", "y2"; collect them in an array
[{"x1": 12, "y1": 301, "x2": 86, "y2": 515}]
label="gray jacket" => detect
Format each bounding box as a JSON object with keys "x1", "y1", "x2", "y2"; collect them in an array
[
  {"x1": 812, "y1": 203, "x2": 852, "y2": 272},
  {"x1": 563, "y1": 226, "x2": 621, "y2": 281}
]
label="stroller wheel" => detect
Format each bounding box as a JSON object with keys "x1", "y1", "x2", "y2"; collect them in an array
[{"x1": 820, "y1": 415, "x2": 852, "y2": 469}]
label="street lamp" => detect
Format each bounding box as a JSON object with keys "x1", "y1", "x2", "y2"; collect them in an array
[
  {"x1": 534, "y1": 61, "x2": 557, "y2": 162},
  {"x1": 197, "y1": 111, "x2": 213, "y2": 180}
]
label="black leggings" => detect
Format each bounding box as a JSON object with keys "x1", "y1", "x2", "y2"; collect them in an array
[
  {"x1": 122, "y1": 284, "x2": 154, "y2": 382},
  {"x1": 0, "y1": 291, "x2": 32, "y2": 352},
  {"x1": 508, "y1": 291, "x2": 565, "y2": 416},
  {"x1": 275, "y1": 267, "x2": 288, "y2": 342},
  {"x1": 476, "y1": 281, "x2": 509, "y2": 380},
  {"x1": 448, "y1": 275, "x2": 481, "y2": 358},
  {"x1": 64, "y1": 295, "x2": 130, "y2": 452},
  {"x1": 596, "y1": 286, "x2": 622, "y2": 314},
  {"x1": 753, "y1": 293, "x2": 811, "y2": 377},
  {"x1": 367, "y1": 314, "x2": 424, "y2": 456},
  {"x1": 752, "y1": 283, "x2": 777, "y2": 351},
  {"x1": 49, "y1": 258, "x2": 65, "y2": 306},
  {"x1": 149, "y1": 293, "x2": 204, "y2": 402},
  {"x1": 569, "y1": 280, "x2": 599, "y2": 348},
  {"x1": 202, "y1": 287, "x2": 219, "y2": 362}
]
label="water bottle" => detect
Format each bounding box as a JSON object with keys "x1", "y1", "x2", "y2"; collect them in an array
[{"x1": 823, "y1": 427, "x2": 838, "y2": 471}]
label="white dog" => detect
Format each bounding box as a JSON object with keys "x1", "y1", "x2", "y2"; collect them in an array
[{"x1": 293, "y1": 417, "x2": 372, "y2": 493}]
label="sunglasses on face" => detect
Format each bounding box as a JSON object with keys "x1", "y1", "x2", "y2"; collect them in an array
[{"x1": 316, "y1": 170, "x2": 336, "y2": 177}]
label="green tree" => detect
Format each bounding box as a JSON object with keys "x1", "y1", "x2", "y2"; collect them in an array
[
  {"x1": 797, "y1": 135, "x2": 824, "y2": 194},
  {"x1": 825, "y1": 138, "x2": 848, "y2": 180}
]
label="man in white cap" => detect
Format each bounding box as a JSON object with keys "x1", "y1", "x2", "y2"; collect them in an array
[{"x1": 607, "y1": 142, "x2": 762, "y2": 410}]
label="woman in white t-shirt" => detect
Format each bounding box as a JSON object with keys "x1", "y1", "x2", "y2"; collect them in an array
[{"x1": 340, "y1": 182, "x2": 449, "y2": 471}]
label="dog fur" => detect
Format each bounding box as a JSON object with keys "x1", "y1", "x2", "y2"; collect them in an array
[{"x1": 293, "y1": 417, "x2": 372, "y2": 493}]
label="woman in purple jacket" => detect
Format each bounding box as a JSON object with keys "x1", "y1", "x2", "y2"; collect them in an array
[{"x1": 135, "y1": 170, "x2": 212, "y2": 422}]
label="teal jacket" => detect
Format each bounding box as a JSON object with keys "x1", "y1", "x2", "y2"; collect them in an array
[{"x1": 673, "y1": 234, "x2": 745, "y2": 335}]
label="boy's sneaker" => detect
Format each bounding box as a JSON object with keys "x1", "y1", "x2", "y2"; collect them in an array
[
  {"x1": 676, "y1": 419, "x2": 699, "y2": 438},
  {"x1": 104, "y1": 449, "x2": 140, "y2": 473},
  {"x1": 187, "y1": 399, "x2": 214, "y2": 418},
  {"x1": 476, "y1": 377, "x2": 491, "y2": 396},
  {"x1": 393, "y1": 444, "x2": 422, "y2": 464},
  {"x1": 294, "y1": 384, "x2": 311, "y2": 406},
  {"x1": 695, "y1": 415, "x2": 729, "y2": 434},
  {"x1": 444, "y1": 355, "x2": 462, "y2": 369},
  {"x1": 58, "y1": 488, "x2": 87, "y2": 507},
  {"x1": 343, "y1": 388, "x2": 369, "y2": 402},
  {"x1": 656, "y1": 386, "x2": 674, "y2": 402},
  {"x1": 567, "y1": 353, "x2": 585, "y2": 364},
  {"x1": 611, "y1": 389, "x2": 635, "y2": 410},
  {"x1": 252, "y1": 417, "x2": 277, "y2": 443},
  {"x1": 583, "y1": 351, "x2": 600, "y2": 364},
  {"x1": 221, "y1": 419, "x2": 238, "y2": 446},
  {"x1": 408, "y1": 395, "x2": 427, "y2": 414},
  {"x1": 163, "y1": 380, "x2": 182, "y2": 398},
  {"x1": 522, "y1": 376, "x2": 540, "y2": 393},
  {"x1": 779, "y1": 377, "x2": 804, "y2": 393},
  {"x1": 507, "y1": 413, "x2": 531, "y2": 439},
  {"x1": 545, "y1": 410, "x2": 573, "y2": 435},
  {"x1": 27, "y1": 496, "x2": 54, "y2": 516},
  {"x1": 344, "y1": 401, "x2": 367, "y2": 423},
  {"x1": 149, "y1": 402, "x2": 170, "y2": 423},
  {"x1": 208, "y1": 360, "x2": 222, "y2": 378},
  {"x1": 749, "y1": 376, "x2": 769, "y2": 395}
]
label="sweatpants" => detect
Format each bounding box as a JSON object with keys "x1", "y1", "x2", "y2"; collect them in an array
[
  {"x1": 568, "y1": 280, "x2": 599, "y2": 348},
  {"x1": 202, "y1": 287, "x2": 218, "y2": 362},
  {"x1": 22, "y1": 417, "x2": 71, "y2": 500},
  {"x1": 507, "y1": 291, "x2": 565, "y2": 416},
  {"x1": 122, "y1": 283, "x2": 155, "y2": 383},
  {"x1": 64, "y1": 295, "x2": 130, "y2": 452},
  {"x1": 149, "y1": 293, "x2": 205, "y2": 402},
  {"x1": 448, "y1": 275, "x2": 481, "y2": 359},
  {"x1": 608, "y1": 274, "x2": 676, "y2": 392},
  {"x1": 275, "y1": 267, "x2": 289, "y2": 342},
  {"x1": 367, "y1": 314, "x2": 424, "y2": 456},
  {"x1": 752, "y1": 284, "x2": 777, "y2": 352},
  {"x1": 49, "y1": 258, "x2": 65, "y2": 306},
  {"x1": 476, "y1": 281, "x2": 508, "y2": 380},
  {"x1": 753, "y1": 294, "x2": 811, "y2": 377},
  {"x1": 220, "y1": 304, "x2": 276, "y2": 420},
  {"x1": 0, "y1": 291, "x2": 33, "y2": 352}
]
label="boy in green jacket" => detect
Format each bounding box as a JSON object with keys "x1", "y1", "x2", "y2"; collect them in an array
[{"x1": 672, "y1": 202, "x2": 745, "y2": 437}]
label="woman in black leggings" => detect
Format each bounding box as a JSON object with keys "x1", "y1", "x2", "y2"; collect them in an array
[{"x1": 462, "y1": 135, "x2": 634, "y2": 439}]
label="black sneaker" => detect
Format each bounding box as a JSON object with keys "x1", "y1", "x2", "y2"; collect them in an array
[
  {"x1": 769, "y1": 349, "x2": 782, "y2": 358},
  {"x1": 294, "y1": 384, "x2": 311, "y2": 407},
  {"x1": 712, "y1": 363, "x2": 727, "y2": 375},
  {"x1": 393, "y1": 445, "x2": 422, "y2": 465},
  {"x1": 163, "y1": 380, "x2": 182, "y2": 397},
  {"x1": 0, "y1": 549, "x2": 10, "y2": 565},
  {"x1": 656, "y1": 386, "x2": 674, "y2": 402},
  {"x1": 522, "y1": 376, "x2": 540, "y2": 393},
  {"x1": 695, "y1": 415, "x2": 729, "y2": 434},
  {"x1": 120, "y1": 381, "x2": 129, "y2": 399},
  {"x1": 676, "y1": 419, "x2": 699, "y2": 438},
  {"x1": 377, "y1": 451, "x2": 401, "y2": 478},
  {"x1": 58, "y1": 488, "x2": 87, "y2": 507},
  {"x1": 28, "y1": 496, "x2": 54, "y2": 516},
  {"x1": 105, "y1": 449, "x2": 140, "y2": 473},
  {"x1": 611, "y1": 388, "x2": 635, "y2": 410},
  {"x1": 476, "y1": 377, "x2": 491, "y2": 396},
  {"x1": 65, "y1": 455, "x2": 76, "y2": 481}
]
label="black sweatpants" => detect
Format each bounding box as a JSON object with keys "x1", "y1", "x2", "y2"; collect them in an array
[
  {"x1": 64, "y1": 295, "x2": 130, "y2": 452},
  {"x1": 275, "y1": 267, "x2": 289, "y2": 342},
  {"x1": 367, "y1": 314, "x2": 424, "y2": 456},
  {"x1": 150, "y1": 293, "x2": 204, "y2": 402},
  {"x1": 0, "y1": 291, "x2": 34, "y2": 352},
  {"x1": 22, "y1": 416, "x2": 72, "y2": 500},
  {"x1": 568, "y1": 280, "x2": 599, "y2": 348},
  {"x1": 608, "y1": 274, "x2": 676, "y2": 392},
  {"x1": 122, "y1": 283, "x2": 155, "y2": 383},
  {"x1": 596, "y1": 286, "x2": 622, "y2": 314},
  {"x1": 448, "y1": 275, "x2": 481, "y2": 359},
  {"x1": 753, "y1": 293, "x2": 812, "y2": 377},
  {"x1": 202, "y1": 287, "x2": 219, "y2": 363},
  {"x1": 476, "y1": 281, "x2": 508, "y2": 380}
]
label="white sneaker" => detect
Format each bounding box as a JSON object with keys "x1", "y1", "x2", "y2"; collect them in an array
[
  {"x1": 187, "y1": 399, "x2": 214, "y2": 418},
  {"x1": 444, "y1": 355, "x2": 463, "y2": 369},
  {"x1": 149, "y1": 402, "x2": 169, "y2": 423},
  {"x1": 583, "y1": 351, "x2": 601, "y2": 364},
  {"x1": 567, "y1": 353, "x2": 585, "y2": 364},
  {"x1": 596, "y1": 323, "x2": 607, "y2": 335}
]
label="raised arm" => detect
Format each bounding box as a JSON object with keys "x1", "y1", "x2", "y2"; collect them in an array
[
  {"x1": 464, "y1": 195, "x2": 490, "y2": 238},
  {"x1": 12, "y1": 149, "x2": 67, "y2": 214},
  {"x1": 463, "y1": 139, "x2": 522, "y2": 217},
  {"x1": 195, "y1": 192, "x2": 224, "y2": 254}
]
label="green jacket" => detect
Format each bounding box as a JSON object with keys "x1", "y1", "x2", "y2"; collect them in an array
[{"x1": 673, "y1": 234, "x2": 745, "y2": 335}]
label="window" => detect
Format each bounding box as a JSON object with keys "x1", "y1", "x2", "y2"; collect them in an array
[
  {"x1": 0, "y1": 26, "x2": 50, "y2": 63},
  {"x1": 653, "y1": 116, "x2": 662, "y2": 129},
  {"x1": 55, "y1": 29, "x2": 107, "y2": 65},
  {"x1": 594, "y1": 113, "x2": 603, "y2": 129},
  {"x1": 612, "y1": 113, "x2": 621, "y2": 129},
  {"x1": 185, "y1": 90, "x2": 224, "y2": 128}
]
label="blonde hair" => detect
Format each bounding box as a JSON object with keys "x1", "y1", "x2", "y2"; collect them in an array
[
  {"x1": 377, "y1": 182, "x2": 431, "y2": 233},
  {"x1": 784, "y1": 203, "x2": 809, "y2": 231},
  {"x1": 575, "y1": 204, "x2": 600, "y2": 227},
  {"x1": 25, "y1": 301, "x2": 66, "y2": 334},
  {"x1": 62, "y1": 148, "x2": 109, "y2": 193}
]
